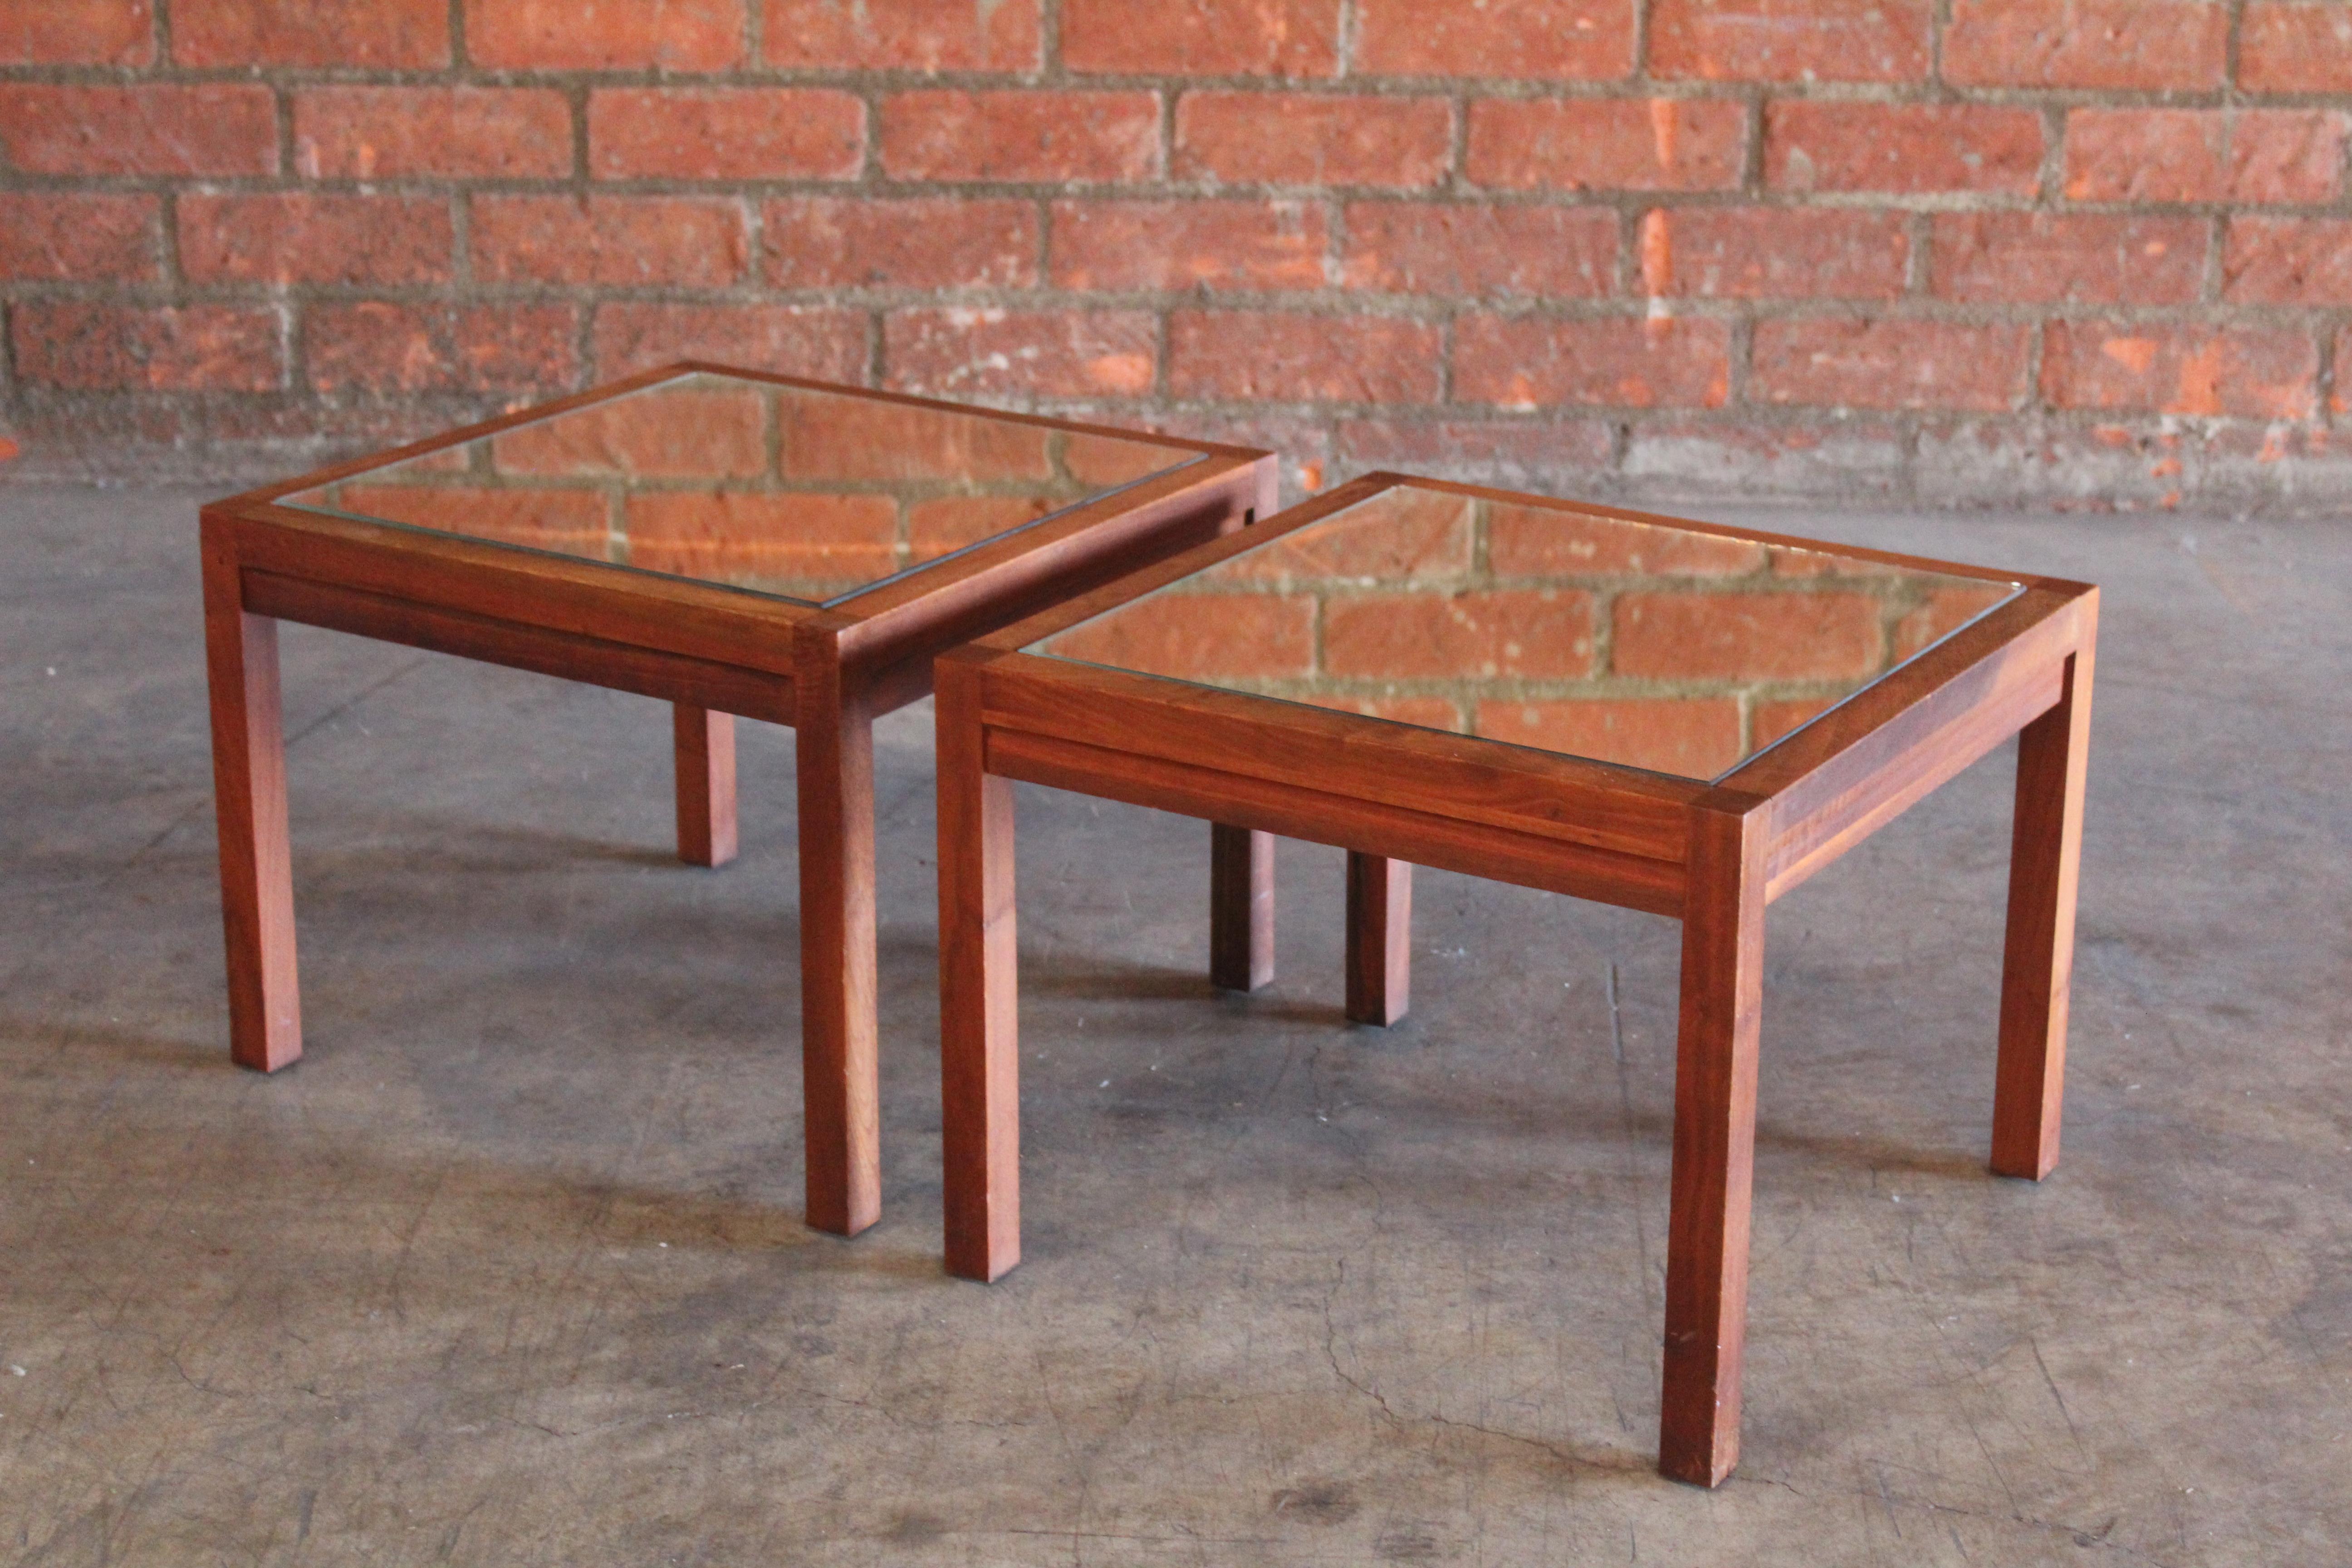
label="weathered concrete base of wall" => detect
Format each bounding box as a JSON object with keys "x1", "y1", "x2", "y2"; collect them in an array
[{"x1": 8, "y1": 400, "x2": 2349, "y2": 519}]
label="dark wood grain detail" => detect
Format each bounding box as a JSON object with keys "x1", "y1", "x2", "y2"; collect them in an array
[
  {"x1": 672, "y1": 705, "x2": 738, "y2": 868},
  {"x1": 242, "y1": 569, "x2": 798, "y2": 724},
  {"x1": 937, "y1": 655, "x2": 1022, "y2": 1283},
  {"x1": 1725, "y1": 588, "x2": 2073, "y2": 805},
  {"x1": 1993, "y1": 598, "x2": 2097, "y2": 1181},
  {"x1": 985, "y1": 726, "x2": 1687, "y2": 917},
  {"x1": 1210, "y1": 824, "x2": 1276, "y2": 992},
  {"x1": 203, "y1": 519, "x2": 301, "y2": 1073},
  {"x1": 230, "y1": 513, "x2": 805, "y2": 676},
  {"x1": 835, "y1": 457, "x2": 1269, "y2": 643},
  {"x1": 980, "y1": 658, "x2": 1698, "y2": 864},
  {"x1": 1345, "y1": 854, "x2": 1411, "y2": 1027},
  {"x1": 795, "y1": 623, "x2": 881, "y2": 1239},
  {"x1": 1659, "y1": 796, "x2": 1769, "y2": 1488}
]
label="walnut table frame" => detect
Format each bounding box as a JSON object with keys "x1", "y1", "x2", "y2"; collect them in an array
[
  {"x1": 202, "y1": 362, "x2": 1274, "y2": 1238},
  {"x1": 933, "y1": 473, "x2": 2097, "y2": 1485}
]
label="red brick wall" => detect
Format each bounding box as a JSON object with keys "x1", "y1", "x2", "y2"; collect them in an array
[{"x1": 4, "y1": 0, "x2": 2349, "y2": 510}]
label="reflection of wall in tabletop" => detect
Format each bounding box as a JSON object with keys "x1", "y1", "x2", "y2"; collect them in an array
[
  {"x1": 301, "y1": 380, "x2": 1176, "y2": 599},
  {"x1": 1042, "y1": 487, "x2": 2013, "y2": 779}
]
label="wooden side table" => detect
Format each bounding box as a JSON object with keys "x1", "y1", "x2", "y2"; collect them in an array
[
  {"x1": 933, "y1": 474, "x2": 2096, "y2": 1485},
  {"x1": 202, "y1": 363, "x2": 1274, "y2": 1237}
]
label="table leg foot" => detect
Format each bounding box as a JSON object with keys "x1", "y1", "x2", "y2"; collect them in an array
[
  {"x1": 204, "y1": 520, "x2": 301, "y2": 1073},
  {"x1": 939, "y1": 659, "x2": 1020, "y2": 1281},
  {"x1": 1659, "y1": 801, "x2": 1766, "y2": 1487},
  {"x1": 1344, "y1": 853, "x2": 1411, "y2": 1027},
  {"x1": 673, "y1": 704, "x2": 738, "y2": 868},
  {"x1": 796, "y1": 663, "x2": 879, "y2": 1239},
  {"x1": 1992, "y1": 635, "x2": 2094, "y2": 1181},
  {"x1": 1210, "y1": 823, "x2": 1274, "y2": 992}
]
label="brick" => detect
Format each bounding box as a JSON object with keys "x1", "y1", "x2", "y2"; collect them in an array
[
  {"x1": 1455, "y1": 316, "x2": 1732, "y2": 409},
  {"x1": 589, "y1": 89, "x2": 864, "y2": 181},
  {"x1": 0, "y1": 0, "x2": 151, "y2": 64},
  {"x1": 1488, "y1": 503, "x2": 1764, "y2": 576},
  {"x1": 1333, "y1": 416, "x2": 1618, "y2": 482},
  {"x1": 763, "y1": 0, "x2": 1039, "y2": 70},
  {"x1": 1177, "y1": 93, "x2": 1452, "y2": 188},
  {"x1": 2242, "y1": 3, "x2": 2352, "y2": 92},
  {"x1": 1352, "y1": 0, "x2": 1634, "y2": 80},
  {"x1": 469, "y1": 0, "x2": 745, "y2": 69},
  {"x1": 1649, "y1": 0, "x2": 1929, "y2": 82},
  {"x1": 1893, "y1": 585, "x2": 2017, "y2": 661},
  {"x1": 472, "y1": 197, "x2": 749, "y2": 288},
  {"x1": 179, "y1": 195, "x2": 453, "y2": 287},
  {"x1": 1752, "y1": 697, "x2": 1833, "y2": 748},
  {"x1": 909, "y1": 495, "x2": 1061, "y2": 561},
  {"x1": 2337, "y1": 328, "x2": 2352, "y2": 416},
  {"x1": 592, "y1": 304, "x2": 867, "y2": 383},
  {"x1": 295, "y1": 88, "x2": 571, "y2": 180},
  {"x1": 1304, "y1": 694, "x2": 1465, "y2": 732},
  {"x1": 1621, "y1": 418, "x2": 1908, "y2": 498},
  {"x1": 1222, "y1": 486, "x2": 1473, "y2": 582},
  {"x1": 304, "y1": 303, "x2": 578, "y2": 394},
  {"x1": 2041, "y1": 322, "x2": 2318, "y2": 420},
  {"x1": 174, "y1": 0, "x2": 446, "y2": 66},
  {"x1": 2222, "y1": 112, "x2": 2348, "y2": 205},
  {"x1": 1065, "y1": 0, "x2": 1339, "y2": 76},
  {"x1": 12, "y1": 303, "x2": 279, "y2": 392},
  {"x1": 1324, "y1": 589, "x2": 1595, "y2": 678},
  {"x1": 883, "y1": 91, "x2": 1159, "y2": 183},
  {"x1": 1044, "y1": 592, "x2": 1318, "y2": 680},
  {"x1": 767, "y1": 198, "x2": 1040, "y2": 290},
  {"x1": 1467, "y1": 98, "x2": 1747, "y2": 192},
  {"x1": 1052, "y1": 201, "x2": 1327, "y2": 292},
  {"x1": 1065, "y1": 432, "x2": 1188, "y2": 485},
  {"x1": 2064, "y1": 109, "x2": 2346, "y2": 204},
  {"x1": 1341, "y1": 204, "x2": 1614, "y2": 299},
  {"x1": 1614, "y1": 590, "x2": 1881, "y2": 681},
  {"x1": 1477, "y1": 698, "x2": 1744, "y2": 777},
  {"x1": 1646, "y1": 208, "x2": 1908, "y2": 300},
  {"x1": 1766, "y1": 102, "x2": 2042, "y2": 195},
  {"x1": 495, "y1": 388, "x2": 767, "y2": 477},
  {"x1": 1751, "y1": 320, "x2": 2027, "y2": 412},
  {"x1": 1168, "y1": 312, "x2": 1441, "y2": 402},
  {"x1": 0, "y1": 84, "x2": 275, "y2": 176},
  {"x1": 781, "y1": 395, "x2": 1050, "y2": 483},
  {"x1": 0, "y1": 194, "x2": 157, "y2": 282},
  {"x1": 338, "y1": 485, "x2": 608, "y2": 554},
  {"x1": 2223, "y1": 218, "x2": 2352, "y2": 304},
  {"x1": 1933, "y1": 214, "x2": 2205, "y2": 305},
  {"x1": 885, "y1": 309, "x2": 1159, "y2": 397},
  {"x1": 1944, "y1": 0, "x2": 2226, "y2": 89},
  {"x1": 627, "y1": 492, "x2": 898, "y2": 589}
]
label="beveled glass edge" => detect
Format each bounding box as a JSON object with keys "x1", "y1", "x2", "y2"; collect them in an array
[{"x1": 270, "y1": 364, "x2": 1210, "y2": 608}]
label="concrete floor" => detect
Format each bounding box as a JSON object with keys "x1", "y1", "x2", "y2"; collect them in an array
[{"x1": 1, "y1": 485, "x2": 2346, "y2": 1566}]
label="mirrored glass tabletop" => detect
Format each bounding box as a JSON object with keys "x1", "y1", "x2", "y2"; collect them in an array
[
  {"x1": 282, "y1": 371, "x2": 1200, "y2": 607},
  {"x1": 1026, "y1": 484, "x2": 2024, "y2": 783}
]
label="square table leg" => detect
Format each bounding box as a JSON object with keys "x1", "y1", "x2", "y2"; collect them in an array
[
  {"x1": 795, "y1": 666, "x2": 880, "y2": 1238},
  {"x1": 1659, "y1": 801, "x2": 1767, "y2": 1487},
  {"x1": 203, "y1": 529, "x2": 302, "y2": 1073},
  {"x1": 1344, "y1": 853, "x2": 1412, "y2": 1026},
  {"x1": 938, "y1": 661, "x2": 1021, "y2": 1282},
  {"x1": 1209, "y1": 823, "x2": 1275, "y2": 992},
  {"x1": 672, "y1": 705, "x2": 738, "y2": 869},
  {"x1": 1992, "y1": 640, "x2": 2094, "y2": 1181}
]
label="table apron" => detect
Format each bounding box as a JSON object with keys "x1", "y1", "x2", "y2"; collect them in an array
[
  {"x1": 984, "y1": 725, "x2": 1686, "y2": 917},
  {"x1": 1764, "y1": 652, "x2": 2066, "y2": 902},
  {"x1": 242, "y1": 568, "x2": 798, "y2": 726}
]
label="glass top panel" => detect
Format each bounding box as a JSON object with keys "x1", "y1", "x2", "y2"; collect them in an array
[
  {"x1": 1026, "y1": 485, "x2": 2024, "y2": 783},
  {"x1": 282, "y1": 371, "x2": 1198, "y2": 607}
]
